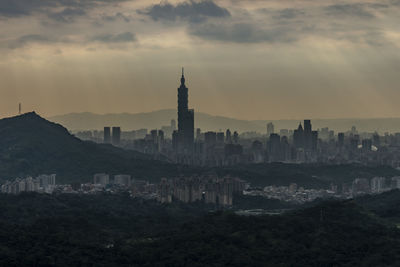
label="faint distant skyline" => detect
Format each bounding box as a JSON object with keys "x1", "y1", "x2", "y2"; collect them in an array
[{"x1": 0, "y1": 0, "x2": 399, "y2": 120}]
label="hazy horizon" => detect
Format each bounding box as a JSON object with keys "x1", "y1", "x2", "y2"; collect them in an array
[
  {"x1": 45, "y1": 109, "x2": 400, "y2": 134},
  {"x1": 48, "y1": 109, "x2": 400, "y2": 121}
]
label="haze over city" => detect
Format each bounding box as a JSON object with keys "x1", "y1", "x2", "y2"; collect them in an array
[
  {"x1": 1, "y1": 0, "x2": 400, "y2": 119},
  {"x1": 3, "y1": 1, "x2": 400, "y2": 266}
]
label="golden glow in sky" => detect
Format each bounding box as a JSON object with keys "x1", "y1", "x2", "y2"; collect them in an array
[{"x1": 0, "y1": 0, "x2": 399, "y2": 120}]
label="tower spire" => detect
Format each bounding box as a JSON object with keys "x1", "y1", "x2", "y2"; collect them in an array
[{"x1": 180, "y1": 67, "x2": 185, "y2": 85}]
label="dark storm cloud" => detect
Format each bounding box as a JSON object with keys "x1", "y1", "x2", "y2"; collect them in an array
[
  {"x1": 4, "y1": 31, "x2": 137, "y2": 49},
  {"x1": 324, "y1": 3, "x2": 387, "y2": 18},
  {"x1": 138, "y1": 0, "x2": 230, "y2": 23},
  {"x1": 91, "y1": 32, "x2": 137, "y2": 43},
  {"x1": 275, "y1": 8, "x2": 305, "y2": 19},
  {"x1": 258, "y1": 8, "x2": 306, "y2": 20},
  {"x1": 17, "y1": 34, "x2": 50, "y2": 43},
  {"x1": 101, "y1": 12, "x2": 131, "y2": 23},
  {"x1": 189, "y1": 22, "x2": 297, "y2": 43},
  {"x1": 7, "y1": 34, "x2": 55, "y2": 49},
  {"x1": 186, "y1": 1, "x2": 399, "y2": 46},
  {"x1": 48, "y1": 8, "x2": 86, "y2": 23}
]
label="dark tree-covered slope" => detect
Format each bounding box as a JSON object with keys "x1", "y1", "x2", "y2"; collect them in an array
[
  {"x1": 0, "y1": 193, "x2": 399, "y2": 266},
  {"x1": 0, "y1": 112, "x2": 178, "y2": 183}
]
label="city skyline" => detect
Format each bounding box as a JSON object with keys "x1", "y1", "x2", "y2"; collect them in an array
[
  {"x1": 2, "y1": 1, "x2": 400, "y2": 265},
  {"x1": 0, "y1": 0, "x2": 400, "y2": 119}
]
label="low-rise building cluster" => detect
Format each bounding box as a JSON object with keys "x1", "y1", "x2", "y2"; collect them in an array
[
  {"x1": 245, "y1": 176, "x2": 400, "y2": 204},
  {"x1": 245, "y1": 183, "x2": 339, "y2": 204},
  {"x1": 55, "y1": 173, "x2": 159, "y2": 198}
]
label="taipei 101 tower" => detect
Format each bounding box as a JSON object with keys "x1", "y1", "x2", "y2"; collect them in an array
[{"x1": 177, "y1": 68, "x2": 194, "y2": 154}]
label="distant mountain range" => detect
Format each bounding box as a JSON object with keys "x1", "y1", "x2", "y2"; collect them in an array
[
  {"x1": 49, "y1": 109, "x2": 400, "y2": 133},
  {"x1": 0, "y1": 112, "x2": 179, "y2": 184}
]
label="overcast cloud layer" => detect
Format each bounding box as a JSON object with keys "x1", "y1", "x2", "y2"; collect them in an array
[{"x1": 0, "y1": 0, "x2": 399, "y2": 120}]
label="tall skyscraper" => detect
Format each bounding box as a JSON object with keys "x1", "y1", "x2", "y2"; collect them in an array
[
  {"x1": 177, "y1": 68, "x2": 194, "y2": 154},
  {"x1": 293, "y1": 123, "x2": 304, "y2": 148},
  {"x1": 304, "y1": 120, "x2": 312, "y2": 150},
  {"x1": 104, "y1": 127, "x2": 111, "y2": 144},
  {"x1": 112, "y1": 127, "x2": 121, "y2": 146},
  {"x1": 196, "y1": 128, "x2": 201, "y2": 141}
]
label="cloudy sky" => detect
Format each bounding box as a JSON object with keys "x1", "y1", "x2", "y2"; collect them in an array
[{"x1": 0, "y1": 0, "x2": 399, "y2": 120}]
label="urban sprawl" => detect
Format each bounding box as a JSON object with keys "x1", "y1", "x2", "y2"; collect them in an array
[{"x1": 3, "y1": 71, "x2": 400, "y2": 207}]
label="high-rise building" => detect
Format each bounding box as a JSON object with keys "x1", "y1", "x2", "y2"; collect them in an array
[
  {"x1": 338, "y1": 133, "x2": 345, "y2": 147},
  {"x1": 312, "y1": 131, "x2": 318, "y2": 151},
  {"x1": 112, "y1": 127, "x2": 121, "y2": 145},
  {"x1": 104, "y1": 127, "x2": 111, "y2": 144},
  {"x1": 38, "y1": 174, "x2": 56, "y2": 188},
  {"x1": 94, "y1": 173, "x2": 109, "y2": 186},
  {"x1": 216, "y1": 132, "x2": 225, "y2": 144},
  {"x1": 362, "y1": 139, "x2": 372, "y2": 151},
  {"x1": 293, "y1": 123, "x2": 304, "y2": 148},
  {"x1": 268, "y1": 133, "x2": 281, "y2": 161},
  {"x1": 371, "y1": 177, "x2": 386, "y2": 193},
  {"x1": 172, "y1": 130, "x2": 179, "y2": 152},
  {"x1": 196, "y1": 128, "x2": 201, "y2": 141},
  {"x1": 267, "y1": 122, "x2": 274, "y2": 136},
  {"x1": 114, "y1": 175, "x2": 131, "y2": 187},
  {"x1": 177, "y1": 68, "x2": 194, "y2": 154},
  {"x1": 226, "y1": 129, "x2": 232, "y2": 143},
  {"x1": 205, "y1": 131, "x2": 217, "y2": 149},
  {"x1": 150, "y1": 129, "x2": 158, "y2": 143},
  {"x1": 171, "y1": 119, "x2": 176, "y2": 131},
  {"x1": 391, "y1": 177, "x2": 400, "y2": 189},
  {"x1": 158, "y1": 130, "x2": 164, "y2": 143},
  {"x1": 372, "y1": 133, "x2": 380, "y2": 147},
  {"x1": 304, "y1": 120, "x2": 312, "y2": 150}
]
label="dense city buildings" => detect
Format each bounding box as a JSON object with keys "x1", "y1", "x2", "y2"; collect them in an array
[
  {"x1": 70, "y1": 70, "x2": 400, "y2": 170},
  {"x1": 76, "y1": 116, "x2": 400, "y2": 169},
  {"x1": 4, "y1": 172, "x2": 400, "y2": 208},
  {"x1": 158, "y1": 175, "x2": 246, "y2": 206}
]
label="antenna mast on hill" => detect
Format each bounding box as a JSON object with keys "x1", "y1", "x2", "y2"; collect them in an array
[{"x1": 19, "y1": 103, "x2": 21, "y2": 115}]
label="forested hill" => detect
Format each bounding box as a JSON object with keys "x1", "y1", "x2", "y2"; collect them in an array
[
  {"x1": 0, "y1": 112, "x2": 178, "y2": 184},
  {"x1": 0, "y1": 192, "x2": 399, "y2": 266}
]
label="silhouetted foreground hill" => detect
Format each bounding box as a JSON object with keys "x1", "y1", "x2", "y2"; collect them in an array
[
  {"x1": 0, "y1": 192, "x2": 399, "y2": 266},
  {"x1": 0, "y1": 112, "x2": 178, "y2": 183}
]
